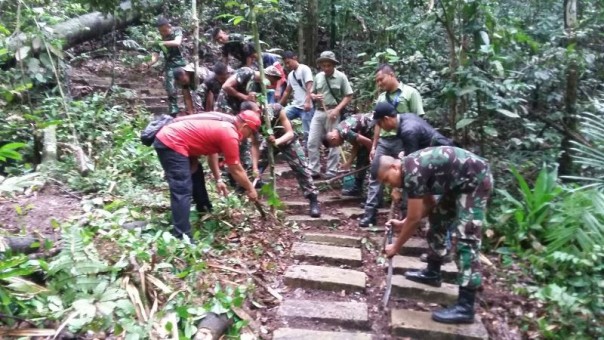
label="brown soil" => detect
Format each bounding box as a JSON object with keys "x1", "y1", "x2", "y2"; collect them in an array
[{"x1": 0, "y1": 184, "x2": 81, "y2": 238}]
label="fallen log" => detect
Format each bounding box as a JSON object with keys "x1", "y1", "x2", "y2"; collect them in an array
[{"x1": 194, "y1": 313, "x2": 233, "y2": 340}]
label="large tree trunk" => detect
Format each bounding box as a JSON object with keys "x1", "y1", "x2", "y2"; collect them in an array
[
  {"x1": 297, "y1": 1, "x2": 305, "y2": 63},
  {"x1": 304, "y1": 0, "x2": 318, "y2": 63},
  {"x1": 52, "y1": 1, "x2": 162, "y2": 50},
  {"x1": 559, "y1": 0, "x2": 579, "y2": 176}
]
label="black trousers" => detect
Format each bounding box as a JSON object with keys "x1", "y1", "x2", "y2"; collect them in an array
[{"x1": 154, "y1": 140, "x2": 212, "y2": 238}]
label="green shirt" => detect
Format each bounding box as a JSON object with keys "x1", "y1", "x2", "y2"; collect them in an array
[
  {"x1": 313, "y1": 69, "x2": 354, "y2": 107},
  {"x1": 160, "y1": 27, "x2": 185, "y2": 67},
  {"x1": 377, "y1": 83, "x2": 424, "y2": 137}
]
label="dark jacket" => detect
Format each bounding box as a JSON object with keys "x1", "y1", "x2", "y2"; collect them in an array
[{"x1": 396, "y1": 114, "x2": 453, "y2": 155}]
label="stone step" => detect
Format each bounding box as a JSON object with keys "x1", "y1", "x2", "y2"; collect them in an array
[
  {"x1": 292, "y1": 242, "x2": 362, "y2": 267},
  {"x1": 391, "y1": 255, "x2": 458, "y2": 282},
  {"x1": 284, "y1": 265, "x2": 366, "y2": 293},
  {"x1": 339, "y1": 206, "x2": 390, "y2": 219},
  {"x1": 285, "y1": 215, "x2": 339, "y2": 228},
  {"x1": 283, "y1": 201, "x2": 309, "y2": 215},
  {"x1": 278, "y1": 299, "x2": 369, "y2": 329},
  {"x1": 304, "y1": 233, "x2": 362, "y2": 248},
  {"x1": 318, "y1": 195, "x2": 364, "y2": 207},
  {"x1": 273, "y1": 328, "x2": 372, "y2": 340},
  {"x1": 391, "y1": 275, "x2": 457, "y2": 305},
  {"x1": 372, "y1": 237, "x2": 429, "y2": 256},
  {"x1": 391, "y1": 309, "x2": 488, "y2": 340}
]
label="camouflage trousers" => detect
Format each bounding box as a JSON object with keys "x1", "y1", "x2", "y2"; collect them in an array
[
  {"x1": 164, "y1": 63, "x2": 183, "y2": 116},
  {"x1": 258, "y1": 139, "x2": 318, "y2": 198},
  {"x1": 426, "y1": 171, "x2": 493, "y2": 289}
]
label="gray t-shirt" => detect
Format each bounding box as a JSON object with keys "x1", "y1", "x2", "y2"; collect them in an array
[{"x1": 287, "y1": 64, "x2": 314, "y2": 109}]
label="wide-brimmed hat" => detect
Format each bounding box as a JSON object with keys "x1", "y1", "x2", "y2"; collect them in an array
[{"x1": 316, "y1": 51, "x2": 339, "y2": 65}]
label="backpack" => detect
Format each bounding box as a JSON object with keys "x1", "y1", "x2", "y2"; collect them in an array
[{"x1": 140, "y1": 112, "x2": 237, "y2": 146}]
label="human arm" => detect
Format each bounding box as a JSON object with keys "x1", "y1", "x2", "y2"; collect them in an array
[
  {"x1": 161, "y1": 33, "x2": 182, "y2": 47},
  {"x1": 370, "y1": 127, "x2": 380, "y2": 160},
  {"x1": 385, "y1": 196, "x2": 436, "y2": 256},
  {"x1": 227, "y1": 163, "x2": 257, "y2": 200},
  {"x1": 304, "y1": 80, "x2": 314, "y2": 111},
  {"x1": 356, "y1": 134, "x2": 373, "y2": 151},
  {"x1": 183, "y1": 89, "x2": 194, "y2": 114},
  {"x1": 273, "y1": 109, "x2": 295, "y2": 146},
  {"x1": 409, "y1": 89, "x2": 425, "y2": 115},
  {"x1": 222, "y1": 75, "x2": 253, "y2": 102},
  {"x1": 341, "y1": 143, "x2": 358, "y2": 170},
  {"x1": 205, "y1": 91, "x2": 215, "y2": 112},
  {"x1": 250, "y1": 134, "x2": 261, "y2": 179},
  {"x1": 279, "y1": 84, "x2": 292, "y2": 105},
  {"x1": 208, "y1": 154, "x2": 228, "y2": 196}
]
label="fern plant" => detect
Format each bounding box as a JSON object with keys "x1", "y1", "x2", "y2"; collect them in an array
[
  {"x1": 568, "y1": 112, "x2": 604, "y2": 190},
  {"x1": 47, "y1": 225, "x2": 135, "y2": 333}
]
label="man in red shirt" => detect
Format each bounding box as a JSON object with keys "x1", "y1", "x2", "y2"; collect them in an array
[{"x1": 154, "y1": 110, "x2": 261, "y2": 240}]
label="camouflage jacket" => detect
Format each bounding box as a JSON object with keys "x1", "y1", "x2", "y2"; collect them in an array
[
  {"x1": 402, "y1": 146, "x2": 491, "y2": 198},
  {"x1": 336, "y1": 113, "x2": 374, "y2": 144}
]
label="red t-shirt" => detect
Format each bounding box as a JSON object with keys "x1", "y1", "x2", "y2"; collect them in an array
[{"x1": 156, "y1": 120, "x2": 241, "y2": 165}]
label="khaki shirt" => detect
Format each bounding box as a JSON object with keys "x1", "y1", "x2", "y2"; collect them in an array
[
  {"x1": 377, "y1": 83, "x2": 424, "y2": 137},
  {"x1": 313, "y1": 69, "x2": 354, "y2": 107}
]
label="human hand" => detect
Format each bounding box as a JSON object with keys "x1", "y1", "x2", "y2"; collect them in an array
[
  {"x1": 328, "y1": 109, "x2": 340, "y2": 121},
  {"x1": 246, "y1": 189, "x2": 258, "y2": 201},
  {"x1": 246, "y1": 92, "x2": 257, "y2": 102},
  {"x1": 268, "y1": 135, "x2": 277, "y2": 145},
  {"x1": 312, "y1": 93, "x2": 323, "y2": 101},
  {"x1": 370, "y1": 148, "x2": 376, "y2": 161},
  {"x1": 384, "y1": 244, "x2": 399, "y2": 258},
  {"x1": 386, "y1": 218, "x2": 405, "y2": 233},
  {"x1": 303, "y1": 101, "x2": 312, "y2": 112},
  {"x1": 216, "y1": 181, "x2": 229, "y2": 196}
]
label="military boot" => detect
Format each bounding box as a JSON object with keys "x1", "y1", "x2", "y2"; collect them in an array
[
  {"x1": 405, "y1": 260, "x2": 442, "y2": 287},
  {"x1": 359, "y1": 210, "x2": 376, "y2": 228},
  {"x1": 420, "y1": 252, "x2": 453, "y2": 264},
  {"x1": 342, "y1": 178, "x2": 363, "y2": 196},
  {"x1": 432, "y1": 287, "x2": 476, "y2": 324},
  {"x1": 308, "y1": 194, "x2": 321, "y2": 218}
]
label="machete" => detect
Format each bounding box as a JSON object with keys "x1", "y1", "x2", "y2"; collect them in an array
[{"x1": 382, "y1": 197, "x2": 398, "y2": 308}]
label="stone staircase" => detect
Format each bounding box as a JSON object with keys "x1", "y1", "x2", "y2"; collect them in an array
[{"x1": 271, "y1": 167, "x2": 490, "y2": 339}]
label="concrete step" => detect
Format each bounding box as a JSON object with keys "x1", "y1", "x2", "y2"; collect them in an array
[
  {"x1": 303, "y1": 232, "x2": 362, "y2": 248},
  {"x1": 273, "y1": 328, "x2": 372, "y2": 340},
  {"x1": 318, "y1": 195, "x2": 364, "y2": 207},
  {"x1": 284, "y1": 265, "x2": 366, "y2": 293},
  {"x1": 372, "y1": 237, "x2": 429, "y2": 256},
  {"x1": 292, "y1": 242, "x2": 362, "y2": 267},
  {"x1": 391, "y1": 309, "x2": 488, "y2": 340},
  {"x1": 391, "y1": 255, "x2": 458, "y2": 282},
  {"x1": 338, "y1": 206, "x2": 390, "y2": 219},
  {"x1": 391, "y1": 275, "x2": 457, "y2": 305},
  {"x1": 278, "y1": 299, "x2": 369, "y2": 329},
  {"x1": 285, "y1": 214, "x2": 339, "y2": 228},
  {"x1": 283, "y1": 201, "x2": 309, "y2": 215}
]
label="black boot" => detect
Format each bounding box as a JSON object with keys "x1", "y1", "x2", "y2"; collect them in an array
[
  {"x1": 432, "y1": 287, "x2": 476, "y2": 324},
  {"x1": 342, "y1": 185, "x2": 362, "y2": 196},
  {"x1": 405, "y1": 260, "x2": 442, "y2": 287},
  {"x1": 308, "y1": 194, "x2": 321, "y2": 218},
  {"x1": 420, "y1": 252, "x2": 453, "y2": 264},
  {"x1": 359, "y1": 210, "x2": 376, "y2": 228}
]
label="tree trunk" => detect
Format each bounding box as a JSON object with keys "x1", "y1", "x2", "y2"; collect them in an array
[
  {"x1": 51, "y1": 1, "x2": 162, "y2": 51},
  {"x1": 41, "y1": 126, "x2": 57, "y2": 164},
  {"x1": 330, "y1": 0, "x2": 337, "y2": 50},
  {"x1": 559, "y1": 0, "x2": 579, "y2": 176},
  {"x1": 297, "y1": 1, "x2": 305, "y2": 63},
  {"x1": 304, "y1": 0, "x2": 318, "y2": 63}
]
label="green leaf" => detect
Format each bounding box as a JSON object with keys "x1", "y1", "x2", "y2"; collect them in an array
[
  {"x1": 456, "y1": 118, "x2": 476, "y2": 129},
  {"x1": 15, "y1": 46, "x2": 30, "y2": 61},
  {"x1": 496, "y1": 108, "x2": 519, "y2": 118},
  {"x1": 458, "y1": 86, "x2": 478, "y2": 96},
  {"x1": 385, "y1": 48, "x2": 397, "y2": 56},
  {"x1": 232, "y1": 16, "x2": 244, "y2": 25}
]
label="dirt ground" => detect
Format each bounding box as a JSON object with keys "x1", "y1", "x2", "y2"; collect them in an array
[{"x1": 0, "y1": 184, "x2": 81, "y2": 237}]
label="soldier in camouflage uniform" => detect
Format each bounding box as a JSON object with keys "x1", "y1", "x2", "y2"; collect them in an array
[
  {"x1": 323, "y1": 113, "x2": 374, "y2": 196},
  {"x1": 373, "y1": 146, "x2": 493, "y2": 324},
  {"x1": 246, "y1": 101, "x2": 321, "y2": 217},
  {"x1": 144, "y1": 17, "x2": 187, "y2": 116}
]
